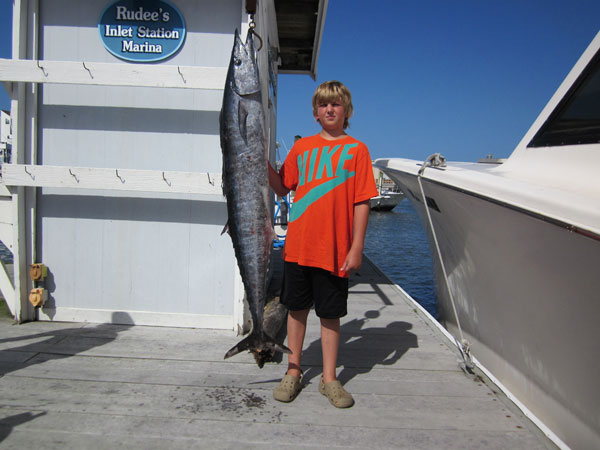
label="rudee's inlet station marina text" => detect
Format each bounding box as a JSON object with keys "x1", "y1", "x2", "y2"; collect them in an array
[
  {"x1": 104, "y1": 24, "x2": 181, "y2": 53},
  {"x1": 104, "y1": 6, "x2": 181, "y2": 54}
]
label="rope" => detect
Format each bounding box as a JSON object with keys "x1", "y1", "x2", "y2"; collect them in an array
[{"x1": 417, "y1": 153, "x2": 474, "y2": 373}]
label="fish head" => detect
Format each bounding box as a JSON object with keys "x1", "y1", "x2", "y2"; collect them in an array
[{"x1": 228, "y1": 29, "x2": 260, "y2": 96}]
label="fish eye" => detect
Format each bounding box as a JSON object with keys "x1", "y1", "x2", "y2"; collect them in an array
[{"x1": 234, "y1": 58, "x2": 242, "y2": 66}]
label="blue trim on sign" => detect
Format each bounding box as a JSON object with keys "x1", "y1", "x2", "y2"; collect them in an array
[{"x1": 98, "y1": 0, "x2": 186, "y2": 63}]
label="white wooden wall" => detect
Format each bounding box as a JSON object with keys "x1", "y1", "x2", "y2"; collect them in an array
[{"x1": 0, "y1": 0, "x2": 280, "y2": 330}]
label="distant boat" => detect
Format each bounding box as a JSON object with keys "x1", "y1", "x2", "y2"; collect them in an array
[
  {"x1": 374, "y1": 32, "x2": 600, "y2": 450},
  {"x1": 369, "y1": 190, "x2": 405, "y2": 211},
  {"x1": 370, "y1": 167, "x2": 405, "y2": 211}
]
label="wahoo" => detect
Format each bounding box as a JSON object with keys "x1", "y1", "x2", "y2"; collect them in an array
[{"x1": 220, "y1": 29, "x2": 290, "y2": 363}]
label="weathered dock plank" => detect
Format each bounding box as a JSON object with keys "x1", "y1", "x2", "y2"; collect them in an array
[
  {"x1": 0, "y1": 406, "x2": 548, "y2": 450},
  {"x1": 0, "y1": 256, "x2": 557, "y2": 449},
  {"x1": 0, "y1": 375, "x2": 528, "y2": 430},
  {"x1": 0, "y1": 354, "x2": 487, "y2": 398}
]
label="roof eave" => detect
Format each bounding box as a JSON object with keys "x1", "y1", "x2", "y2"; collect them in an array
[
  {"x1": 309, "y1": 0, "x2": 328, "y2": 80},
  {"x1": 274, "y1": 0, "x2": 328, "y2": 79}
]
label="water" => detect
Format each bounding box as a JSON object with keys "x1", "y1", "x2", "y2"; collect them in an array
[{"x1": 364, "y1": 200, "x2": 438, "y2": 317}]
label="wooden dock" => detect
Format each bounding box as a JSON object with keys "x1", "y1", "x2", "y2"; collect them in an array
[{"x1": 0, "y1": 255, "x2": 556, "y2": 449}]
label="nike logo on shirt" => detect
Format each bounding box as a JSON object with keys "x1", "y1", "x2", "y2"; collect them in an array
[{"x1": 290, "y1": 143, "x2": 357, "y2": 222}]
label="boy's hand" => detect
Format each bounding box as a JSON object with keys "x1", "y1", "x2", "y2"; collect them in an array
[
  {"x1": 341, "y1": 200, "x2": 370, "y2": 275},
  {"x1": 341, "y1": 247, "x2": 362, "y2": 274},
  {"x1": 268, "y1": 163, "x2": 290, "y2": 197}
]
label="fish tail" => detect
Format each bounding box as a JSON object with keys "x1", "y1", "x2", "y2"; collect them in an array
[
  {"x1": 264, "y1": 333, "x2": 292, "y2": 356},
  {"x1": 224, "y1": 332, "x2": 291, "y2": 360}
]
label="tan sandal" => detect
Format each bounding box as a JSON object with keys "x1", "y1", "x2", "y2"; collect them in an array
[
  {"x1": 319, "y1": 377, "x2": 354, "y2": 408},
  {"x1": 273, "y1": 372, "x2": 303, "y2": 402}
]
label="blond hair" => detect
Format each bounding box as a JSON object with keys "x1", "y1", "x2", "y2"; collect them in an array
[{"x1": 312, "y1": 80, "x2": 353, "y2": 129}]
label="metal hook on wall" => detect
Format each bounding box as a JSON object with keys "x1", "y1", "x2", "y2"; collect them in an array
[
  {"x1": 82, "y1": 62, "x2": 93, "y2": 79},
  {"x1": 115, "y1": 169, "x2": 125, "y2": 183},
  {"x1": 207, "y1": 173, "x2": 215, "y2": 186},
  {"x1": 36, "y1": 60, "x2": 48, "y2": 77},
  {"x1": 177, "y1": 66, "x2": 186, "y2": 84},
  {"x1": 24, "y1": 166, "x2": 35, "y2": 180},
  {"x1": 69, "y1": 169, "x2": 79, "y2": 183},
  {"x1": 162, "y1": 171, "x2": 171, "y2": 186}
]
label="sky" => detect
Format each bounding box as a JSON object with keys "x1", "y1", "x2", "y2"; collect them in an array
[
  {"x1": 0, "y1": 0, "x2": 11, "y2": 114},
  {"x1": 1, "y1": 0, "x2": 600, "y2": 162}
]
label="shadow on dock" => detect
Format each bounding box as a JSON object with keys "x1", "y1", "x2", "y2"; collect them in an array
[
  {"x1": 0, "y1": 412, "x2": 47, "y2": 443},
  {"x1": 301, "y1": 309, "x2": 418, "y2": 386},
  {"x1": 0, "y1": 312, "x2": 133, "y2": 378}
]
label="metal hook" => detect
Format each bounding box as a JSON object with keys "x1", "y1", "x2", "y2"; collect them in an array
[
  {"x1": 69, "y1": 169, "x2": 79, "y2": 183},
  {"x1": 24, "y1": 166, "x2": 35, "y2": 180},
  {"x1": 248, "y1": 14, "x2": 263, "y2": 52},
  {"x1": 116, "y1": 169, "x2": 125, "y2": 183},
  {"x1": 177, "y1": 66, "x2": 186, "y2": 84},
  {"x1": 36, "y1": 60, "x2": 48, "y2": 77},
  {"x1": 162, "y1": 171, "x2": 171, "y2": 186},
  {"x1": 249, "y1": 29, "x2": 263, "y2": 52},
  {"x1": 207, "y1": 173, "x2": 214, "y2": 186},
  {"x1": 82, "y1": 61, "x2": 93, "y2": 79}
]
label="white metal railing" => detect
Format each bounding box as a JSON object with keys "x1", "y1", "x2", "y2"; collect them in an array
[
  {"x1": 1, "y1": 164, "x2": 223, "y2": 197},
  {"x1": 0, "y1": 58, "x2": 227, "y2": 91}
]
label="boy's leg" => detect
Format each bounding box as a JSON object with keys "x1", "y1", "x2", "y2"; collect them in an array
[
  {"x1": 286, "y1": 308, "x2": 310, "y2": 378},
  {"x1": 273, "y1": 308, "x2": 308, "y2": 403},
  {"x1": 320, "y1": 317, "x2": 340, "y2": 383},
  {"x1": 311, "y1": 267, "x2": 347, "y2": 383},
  {"x1": 319, "y1": 315, "x2": 354, "y2": 408}
]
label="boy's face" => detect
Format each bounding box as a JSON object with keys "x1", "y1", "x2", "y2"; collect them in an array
[{"x1": 314, "y1": 98, "x2": 346, "y2": 134}]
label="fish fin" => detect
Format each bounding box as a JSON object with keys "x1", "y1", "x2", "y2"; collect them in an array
[
  {"x1": 269, "y1": 340, "x2": 292, "y2": 356},
  {"x1": 238, "y1": 100, "x2": 249, "y2": 143},
  {"x1": 221, "y1": 221, "x2": 230, "y2": 235},
  {"x1": 224, "y1": 332, "x2": 291, "y2": 361}
]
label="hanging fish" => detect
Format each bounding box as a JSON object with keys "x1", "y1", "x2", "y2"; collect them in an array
[{"x1": 220, "y1": 29, "x2": 290, "y2": 363}]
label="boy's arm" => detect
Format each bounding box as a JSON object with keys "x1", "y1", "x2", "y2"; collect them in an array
[
  {"x1": 341, "y1": 200, "x2": 370, "y2": 274},
  {"x1": 268, "y1": 163, "x2": 291, "y2": 197}
]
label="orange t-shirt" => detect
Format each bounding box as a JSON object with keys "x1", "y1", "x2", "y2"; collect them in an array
[{"x1": 280, "y1": 134, "x2": 378, "y2": 277}]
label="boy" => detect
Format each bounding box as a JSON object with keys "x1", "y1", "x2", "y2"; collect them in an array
[{"x1": 268, "y1": 81, "x2": 378, "y2": 408}]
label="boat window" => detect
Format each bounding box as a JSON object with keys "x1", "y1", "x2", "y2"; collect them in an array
[{"x1": 528, "y1": 51, "x2": 600, "y2": 147}]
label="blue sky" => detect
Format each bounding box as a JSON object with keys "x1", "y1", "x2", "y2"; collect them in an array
[
  {"x1": 1, "y1": 1, "x2": 599, "y2": 162},
  {"x1": 0, "y1": 0, "x2": 11, "y2": 114}
]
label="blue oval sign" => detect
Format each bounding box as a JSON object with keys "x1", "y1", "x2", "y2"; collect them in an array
[{"x1": 98, "y1": 0, "x2": 186, "y2": 63}]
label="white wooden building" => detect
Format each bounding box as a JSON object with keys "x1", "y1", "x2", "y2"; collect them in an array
[{"x1": 0, "y1": 0, "x2": 327, "y2": 330}]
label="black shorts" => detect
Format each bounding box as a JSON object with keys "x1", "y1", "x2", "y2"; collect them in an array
[{"x1": 281, "y1": 262, "x2": 349, "y2": 319}]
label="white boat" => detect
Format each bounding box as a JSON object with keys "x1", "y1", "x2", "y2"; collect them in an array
[
  {"x1": 369, "y1": 190, "x2": 405, "y2": 211},
  {"x1": 374, "y1": 32, "x2": 600, "y2": 449},
  {"x1": 370, "y1": 168, "x2": 405, "y2": 211}
]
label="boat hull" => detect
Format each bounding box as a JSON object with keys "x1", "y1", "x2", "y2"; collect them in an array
[
  {"x1": 381, "y1": 167, "x2": 600, "y2": 449},
  {"x1": 369, "y1": 191, "x2": 405, "y2": 211}
]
